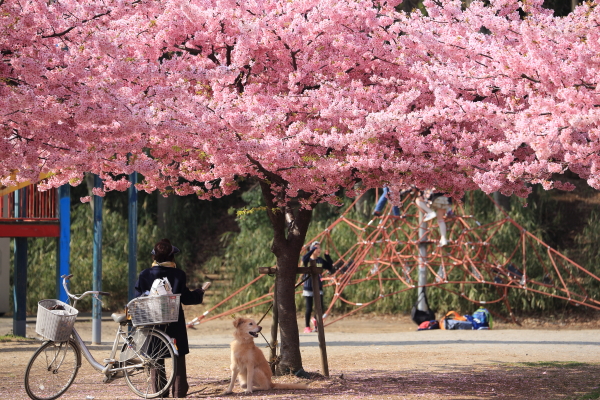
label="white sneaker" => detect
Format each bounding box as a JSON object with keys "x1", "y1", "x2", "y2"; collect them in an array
[
  {"x1": 424, "y1": 211, "x2": 437, "y2": 222},
  {"x1": 439, "y1": 237, "x2": 448, "y2": 247}
]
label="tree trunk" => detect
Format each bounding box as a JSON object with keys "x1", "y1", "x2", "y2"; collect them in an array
[
  {"x1": 259, "y1": 181, "x2": 313, "y2": 375},
  {"x1": 354, "y1": 188, "x2": 373, "y2": 217},
  {"x1": 493, "y1": 192, "x2": 511, "y2": 213},
  {"x1": 273, "y1": 248, "x2": 304, "y2": 374}
]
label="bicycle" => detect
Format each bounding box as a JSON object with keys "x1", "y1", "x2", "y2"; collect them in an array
[{"x1": 24, "y1": 274, "x2": 180, "y2": 400}]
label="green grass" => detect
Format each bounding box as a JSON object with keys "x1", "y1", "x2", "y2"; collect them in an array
[
  {"x1": 0, "y1": 334, "x2": 33, "y2": 342},
  {"x1": 519, "y1": 361, "x2": 588, "y2": 368},
  {"x1": 578, "y1": 390, "x2": 600, "y2": 400}
]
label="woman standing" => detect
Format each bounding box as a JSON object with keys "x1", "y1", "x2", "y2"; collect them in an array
[{"x1": 134, "y1": 239, "x2": 205, "y2": 398}]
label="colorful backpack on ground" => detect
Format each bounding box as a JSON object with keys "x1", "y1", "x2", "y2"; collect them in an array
[
  {"x1": 472, "y1": 307, "x2": 493, "y2": 329},
  {"x1": 439, "y1": 311, "x2": 466, "y2": 330},
  {"x1": 417, "y1": 320, "x2": 440, "y2": 330}
]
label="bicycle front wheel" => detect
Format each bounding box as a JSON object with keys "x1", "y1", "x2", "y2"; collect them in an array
[
  {"x1": 24, "y1": 340, "x2": 81, "y2": 400},
  {"x1": 123, "y1": 330, "x2": 176, "y2": 399}
]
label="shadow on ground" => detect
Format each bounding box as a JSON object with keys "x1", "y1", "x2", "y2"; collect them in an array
[
  {"x1": 2, "y1": 357, "x2": 599, "y2": 399},
  {"x1": 184, "y1": 362, "x2": 600, "y2": 399}
]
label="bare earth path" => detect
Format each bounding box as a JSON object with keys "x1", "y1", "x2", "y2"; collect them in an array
[{"x1": 1, "y1": 313, "x2": 599, "y2": 399}]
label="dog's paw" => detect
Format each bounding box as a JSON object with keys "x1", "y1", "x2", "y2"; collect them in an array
[
  {"x1": 222, "y1": 389, "x2": 233, "y2": 395},
  {"x1": 244, "y1": 389, "x2": 254, "y2": 394}
]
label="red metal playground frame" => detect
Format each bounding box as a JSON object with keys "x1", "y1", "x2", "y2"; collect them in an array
[{"x1": 187, "y1": 192, "x2": 600, "y2": 328}]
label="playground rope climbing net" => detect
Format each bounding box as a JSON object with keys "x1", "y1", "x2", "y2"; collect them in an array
[{"x1": 187, "y1": 192, "x2": 600, "y2": 328}]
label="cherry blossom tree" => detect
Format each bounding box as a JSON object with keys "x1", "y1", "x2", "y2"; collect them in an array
[{"x1": 2, "y1": 0, "x2": 599, "y2": 373}]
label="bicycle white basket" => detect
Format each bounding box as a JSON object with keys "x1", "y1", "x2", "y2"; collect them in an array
[
  {"x1": 127, "y1": 294, "x2": 181, "y2": 326},
  {"x1": 36, "y1": 299, "x2": 78, "y2": 342}
]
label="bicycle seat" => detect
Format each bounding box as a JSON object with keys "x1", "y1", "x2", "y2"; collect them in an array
[{"x1": 111, "y1": 313, "x2": 128, "y2": 324}]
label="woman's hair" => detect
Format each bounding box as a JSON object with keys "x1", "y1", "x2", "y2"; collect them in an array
[{"x1": 152, "y1": 239, "x2": 176, "y2": 263}]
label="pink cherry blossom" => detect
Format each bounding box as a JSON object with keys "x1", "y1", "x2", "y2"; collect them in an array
[{"x1": 1, "y1": 0, "x2": 595, "y2": 201}]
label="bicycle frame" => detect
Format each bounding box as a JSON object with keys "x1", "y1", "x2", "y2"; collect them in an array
[
  {"x1": 59, "y1": 275, "x2": 178, "y2": 377},
  {"x1": 69, "y1": 324, "x2": 178, "y2": 376}
]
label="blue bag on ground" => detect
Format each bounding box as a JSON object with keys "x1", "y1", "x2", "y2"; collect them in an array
[
  {"x1": 445, "y1": 319, "x2": 473, "y2": 330},
  {"x1": 471, "y1": 307, "x2": 493, "y2": 329}
]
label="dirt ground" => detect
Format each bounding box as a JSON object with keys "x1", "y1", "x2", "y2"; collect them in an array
[{"x1": 1, "y1": 311, "x2": 600, "y2": 400}]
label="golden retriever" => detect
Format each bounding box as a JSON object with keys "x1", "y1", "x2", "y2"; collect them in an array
[{"x1": 224, "y1": 317, "x2": 309, "y2": 394}]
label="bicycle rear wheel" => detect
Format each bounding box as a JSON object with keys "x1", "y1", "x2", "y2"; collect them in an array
[
  {"x1": 24, "y1": 340, "x2": 81, "y2": 400},
  {"x1": 123, "y1": 330, "x2": 176, "y2": 398}
]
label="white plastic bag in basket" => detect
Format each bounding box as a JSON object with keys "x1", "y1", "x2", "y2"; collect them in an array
[{"x1": 150, "y1": 277, "x2": 173, "y2": 296}]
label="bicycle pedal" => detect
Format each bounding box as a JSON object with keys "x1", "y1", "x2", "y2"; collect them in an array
[
  {"x1": 103, "y1": 358, "x2": 116, "y2": 364},
  {"x1": 103, "y1": 370, "x2": 124, "y2": 384},
  {"x1": 103, "y1": 377, "x2": 120, "y2": 384}
]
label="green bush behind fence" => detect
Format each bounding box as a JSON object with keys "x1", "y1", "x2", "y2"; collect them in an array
[{"x1": 8, "y1": 185, "x2": 600, "y2": 319}]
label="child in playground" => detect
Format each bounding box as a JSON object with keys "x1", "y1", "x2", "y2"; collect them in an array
[
  {"x1": 301, "y1": 241, "x2": 335, "y2": 333},
  {"x1": 373, "y1": 185, "x2": 417, "y2": 217},
  {"x1": 373, "y1": 185, "x2": 400, "y2": 216},
  {"x1": 134, "y1": 239, "x2": 205, "y2": 398},
  {"x1": 415, "y1": 189, "x2": 453, "y2": 247}
]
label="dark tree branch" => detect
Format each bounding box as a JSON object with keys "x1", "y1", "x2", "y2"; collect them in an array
[
  {"x1": 290, "y1": 49, "x2": 299, "y2": 71},
  {"x1": 208, "y1": 45, "x2": 220, "y2": 65},
  {"x1": 226, "y1": 44, "x2": 234, "y2": 66},
  {"x1": 300, "y1": 84, "x2": 320, "y2": 94},
  {"x1": 175, "y1": 45, "x2": 202, "y2": 56},
  {"x1": 246, "y1": 154, "x2": 288, "y2": 187},
  {"x1": 42, "y1": 11, "x2": 111, "y2": 38},
  {"x1": 574, "y1": 80, "x2": 597, "y2": 90},
  {"x1": 520, "y1": 73, "x2": 540, "y2": 83},
  {"x1": 372, "y1": 56, "x2": 401, "y2": 66},
  {"x1": 233, "y1": 71, "x2": 245, "y2": 93}
]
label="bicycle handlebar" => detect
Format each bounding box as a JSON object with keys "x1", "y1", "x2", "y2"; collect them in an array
[{"x1": 62, "y1": 274, "x2": 111, "y2": 302}]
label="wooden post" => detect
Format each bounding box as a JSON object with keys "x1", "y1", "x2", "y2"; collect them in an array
[
  {"x1": 309, "y1": 260, "x2": 329, "y2": 377},
  {"x1": 269, "y1": 279, "x2": 278, "y2": 374},
  {"x1": 258, "y1": 265, "x2": 329, "y2": 377}
]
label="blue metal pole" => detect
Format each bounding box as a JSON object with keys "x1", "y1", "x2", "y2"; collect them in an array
[
  {"x1": 13, "y1": 188, "x2": 27, "y2": 337},
  {"x1": 92, "y1": 175, "x2": 103, "y2": 345},
  {"x1": 128, "y1": 172, "x2": 138, "y2": 301},
  {"x1": 57, "y1": 185, "x2": 71, "y2": 302}
]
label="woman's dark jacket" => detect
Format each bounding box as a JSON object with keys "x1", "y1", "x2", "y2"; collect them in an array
[
  {"x1": 301, "y1": 248, "x2": 334, "y2": 295},
  {"x1": 134, "y1": 265, "x2": 203, "y2": 355}
]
